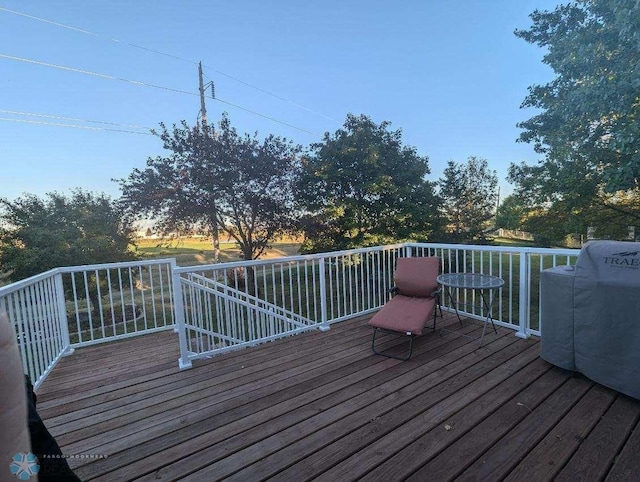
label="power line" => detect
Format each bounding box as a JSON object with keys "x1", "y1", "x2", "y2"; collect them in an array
[
  {"x1": 0, "y1": 7, "x2": 195, "y2": 64},
  {"x1": 201, "y1": 69, "x2": 336, "y2": 122},
  {"x1": 0, "y1": 53, "x2": 198, "y2": 96},
  {"x1": 0, "y1": 109, "x2": 152, "y2": 130},
  {"x1": 0, "y1": 6, "x2": 336, "y2": 122},
  {"x1": 0, "y1": 117, "x2": 152, "y2": 135},
  {"x1": 0, "y1": 6, "x2": 98, "y2": 36},
  {"x1": 1, "y1": 53, "x2": 322, "y2": 136},
  {"x1": 214, "y1": 98, "x2": 321, "y2": 136}
]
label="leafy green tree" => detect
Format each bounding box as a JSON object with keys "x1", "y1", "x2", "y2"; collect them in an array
[
  {"x1": 297, "y1": 114, "x2": 441, "y2": 252},
  {"x1": 495, "y1": 194, "x2": 528, "y2": 231},
  {"x1": 521, "y1": 207, "x2": 571, "y2": 247},
  {"x1": 0, "y1": 190, "x2": 137, "y2": 315},
  {"x1": 508, "y1": 155, "x2": 640, "y2": 244},
  {"x1": 510, "y1": 0, "x2": 640, "y2": 241},
  {"x1": 515, "y1": 0, "x2": 640, "y2": 191},
  {"x1": 118, "y1": 114, "x2": 302, "y2": 262},
  {"x1": 0, "y1": 190, "x2": 136, "y2": 281},
  {"x1": 438, "y1": 157, "x2": 498, "y2": 242},
  {"x1": 509, "y1": 157, "x2": 640, "y2": 242}
]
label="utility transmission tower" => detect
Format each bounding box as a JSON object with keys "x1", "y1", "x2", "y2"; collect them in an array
[{"x1": 198, "y1": 61, "x2": 220, "y2": 261}]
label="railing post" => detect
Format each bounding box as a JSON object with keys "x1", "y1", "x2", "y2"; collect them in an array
[
  {"x1": 171, "y1": 260, "x2": 192, "y2": 369},
  {"x1": 516, "y1": 250, "x2": 530, "y2": 339},
  {"x1": 54, "y1": 271, "x2": 74, "y2": 356},
  {"x1": 318, "y1": 257, "x2": 330, "y2": 331}
]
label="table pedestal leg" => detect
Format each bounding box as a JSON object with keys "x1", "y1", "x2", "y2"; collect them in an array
[
  {"x1": 443, "y1": 285, "x2": 464, "y2": 326},
  {"x1": 477, "y1": 289, "x2": 498, "y2": 346},
  {"x1": 440, "y1": 287, "x2": 498, "y2": 347}
]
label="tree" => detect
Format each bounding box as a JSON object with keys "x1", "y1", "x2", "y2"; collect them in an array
[
  {"x1": 495, "y1": 194, "x2": 527, "y2": 231},
  {"x1": 0, "y1": 190, "x2": 137, "y2": 316},
  {"x1": 0, "y1": 190, "x2": 136, "y2": 282},
  {"x1": 118, "y1": 114, "x2": 301, "y2": 262},
  {"x1": 508, "y1": 155, "x2": 640, "y2": 243},
  {"x1": 515, "y1": 0, "x2": 640, "y2": 191},
  {"x1": 521, "y1": 207, "x2": 572, "y2": 247},
  {"x1": 580, "y1": 190, "x2": 640, "y2": 239},
  {"x1": 510, "y1": 0, "x2": 640, "y2": 239},
  {"x1": 297, "y1": 114, "x2": 442, "y2": 252},
  {"x1": 438, "y1": 157, "x2": 498, "y2": 242}
]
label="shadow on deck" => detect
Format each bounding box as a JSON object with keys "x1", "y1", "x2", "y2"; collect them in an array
[{"x1": 36, "y1": 313, "x2": 640, "y2": 481}]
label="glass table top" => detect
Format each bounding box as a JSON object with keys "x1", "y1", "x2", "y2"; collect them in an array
[{"x1": 436, "y1": 273, "x2": 505, "y2": 289}]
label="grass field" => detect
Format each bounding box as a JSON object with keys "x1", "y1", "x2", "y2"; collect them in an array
[
  {"x1": 0, "y1": 236, "x2": 551, "y2": 289},
  {"x1": 135, "y1": 237, "x2": 302, "y2": 266},
  {"x1": 135, "y1": 236, "x2": 544, "y2": 264},
  {"x1": 490, "y1": 237, "x2": 538, "y2": 247}
]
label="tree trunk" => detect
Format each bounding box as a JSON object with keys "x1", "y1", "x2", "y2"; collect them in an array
[
  {"x1": 212, "y1": 229, "x2": 220, "y2": 263},
  {"x1": 246, "y1": 265, "x2": 257, "y2": 297}
]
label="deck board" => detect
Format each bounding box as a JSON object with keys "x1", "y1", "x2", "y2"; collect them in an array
[
  {"x1": 502, "y1": 383, "x2": 617, "y2": 481},
  {"x1": 261, "y1": 338, "x2": 534, "y2": 482},
  {"x1": 380, "y1": 359, "x2": 565, "y2": 481},
  {"x1": 554, "y1": 394, "x2": 640, "y2": 481},
  {"x1": 34, "y1": 313, "x2": 640, "y2": 481},
  {"x1": 177, "y1": 334, "x2": 519, "y2": 481},
  {"x1": 454, "y1": 375, "x2": 595, "y2": 481}
]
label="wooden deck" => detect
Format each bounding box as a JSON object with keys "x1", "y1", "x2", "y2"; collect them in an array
[{"x1": 36, "y1": 313, "x2": 640, "y2": 481}]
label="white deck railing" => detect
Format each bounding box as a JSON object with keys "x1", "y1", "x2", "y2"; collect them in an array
[
  {"x1": 173, "y1": 244, "x2": 408, "y2": 368},
  {"x1": 0, "y1": 243, "x2": 580, "y2": 383},
  {"x1": 0, "y1": 269, "x2": 72, "y2": 390},
  {"x1": 0, "y1": 258, "x2": 177, "y2": 389},
  {"x1": 57, "y1": 258, "x2": 177, "y2": 346},
  {"x1": 409, "y1": 244, "x2": 579, "y2": 336},
  {"x1": 173, "y1": 243, "x2": 579, "y2": 367}
]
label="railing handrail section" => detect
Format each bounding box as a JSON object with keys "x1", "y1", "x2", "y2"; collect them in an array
[
  {"x1": 1, "y1": 244, "x2": 581, "y2": 382},
  {"x1": 183, "y1": 273, "x2": 314, "y2": 327}
]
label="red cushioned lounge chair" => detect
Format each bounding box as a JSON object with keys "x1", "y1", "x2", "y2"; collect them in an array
[{"x1": 368, "y1": 257, "x2": 442, "y2": 360}]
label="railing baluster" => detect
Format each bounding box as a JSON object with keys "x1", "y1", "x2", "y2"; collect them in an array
[
  {"x1": 318, "y1": 257, "x2": 329, "y2": 331},
  {"x1": 35, "y1": 281, "x2": 53, "y2": 371},
  {"x1": 53, "y1": 273, "x2": 72, "y2": 360},
  {"x1": 164, "y1": 263, "x2": 173, "y2": 327},
  {"x1": 138, "y1": 265, "x2": 148, "y2": 331},
  {"x1": 516, "y1": 249, "x2": 530, "y2": 339},
  {"x1": 148, "y1": 266, "x2": 158, "y2": 329},
  {"x1": 171, "y1": 263, "x2": 191, "y2": 370},
  {"x1": 302, "y1": 261, "x2": 308, "y2": 319},
  {"x1": 127, "y1": 267, "x2": 136, "y2": 336}
]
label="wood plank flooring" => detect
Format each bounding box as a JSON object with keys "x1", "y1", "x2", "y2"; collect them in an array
[{"x1": 35, "y1": 313, "x2": 640, "y2": 481}]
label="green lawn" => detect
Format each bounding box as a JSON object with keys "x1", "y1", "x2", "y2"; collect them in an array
[
  {"x1": 490, "y1": 237, "x2": 536, "y2": 247},
  {"x1": 135, "y1": 237, "x2": 302, "y2": 266}
]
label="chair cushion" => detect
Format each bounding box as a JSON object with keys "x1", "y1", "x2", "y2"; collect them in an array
[
  {"x1": 394, "y1": 257, "x2": 439, "y2": 297},
  {"x1": 368, "y1": 295, "x2": 436, "y2": 335}
]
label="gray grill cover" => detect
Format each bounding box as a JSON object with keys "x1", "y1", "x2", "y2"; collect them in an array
[
  {"x1": 541, "y1": 241, "x2": 640, "y2": 399},
  {"x1": 540, "y1": 266, "x2": 576, "y2": 370}
]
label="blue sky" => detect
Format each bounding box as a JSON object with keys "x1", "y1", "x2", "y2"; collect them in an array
[{"x1": 1, "y1": 0, "x2": 560, "y2": 202}]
